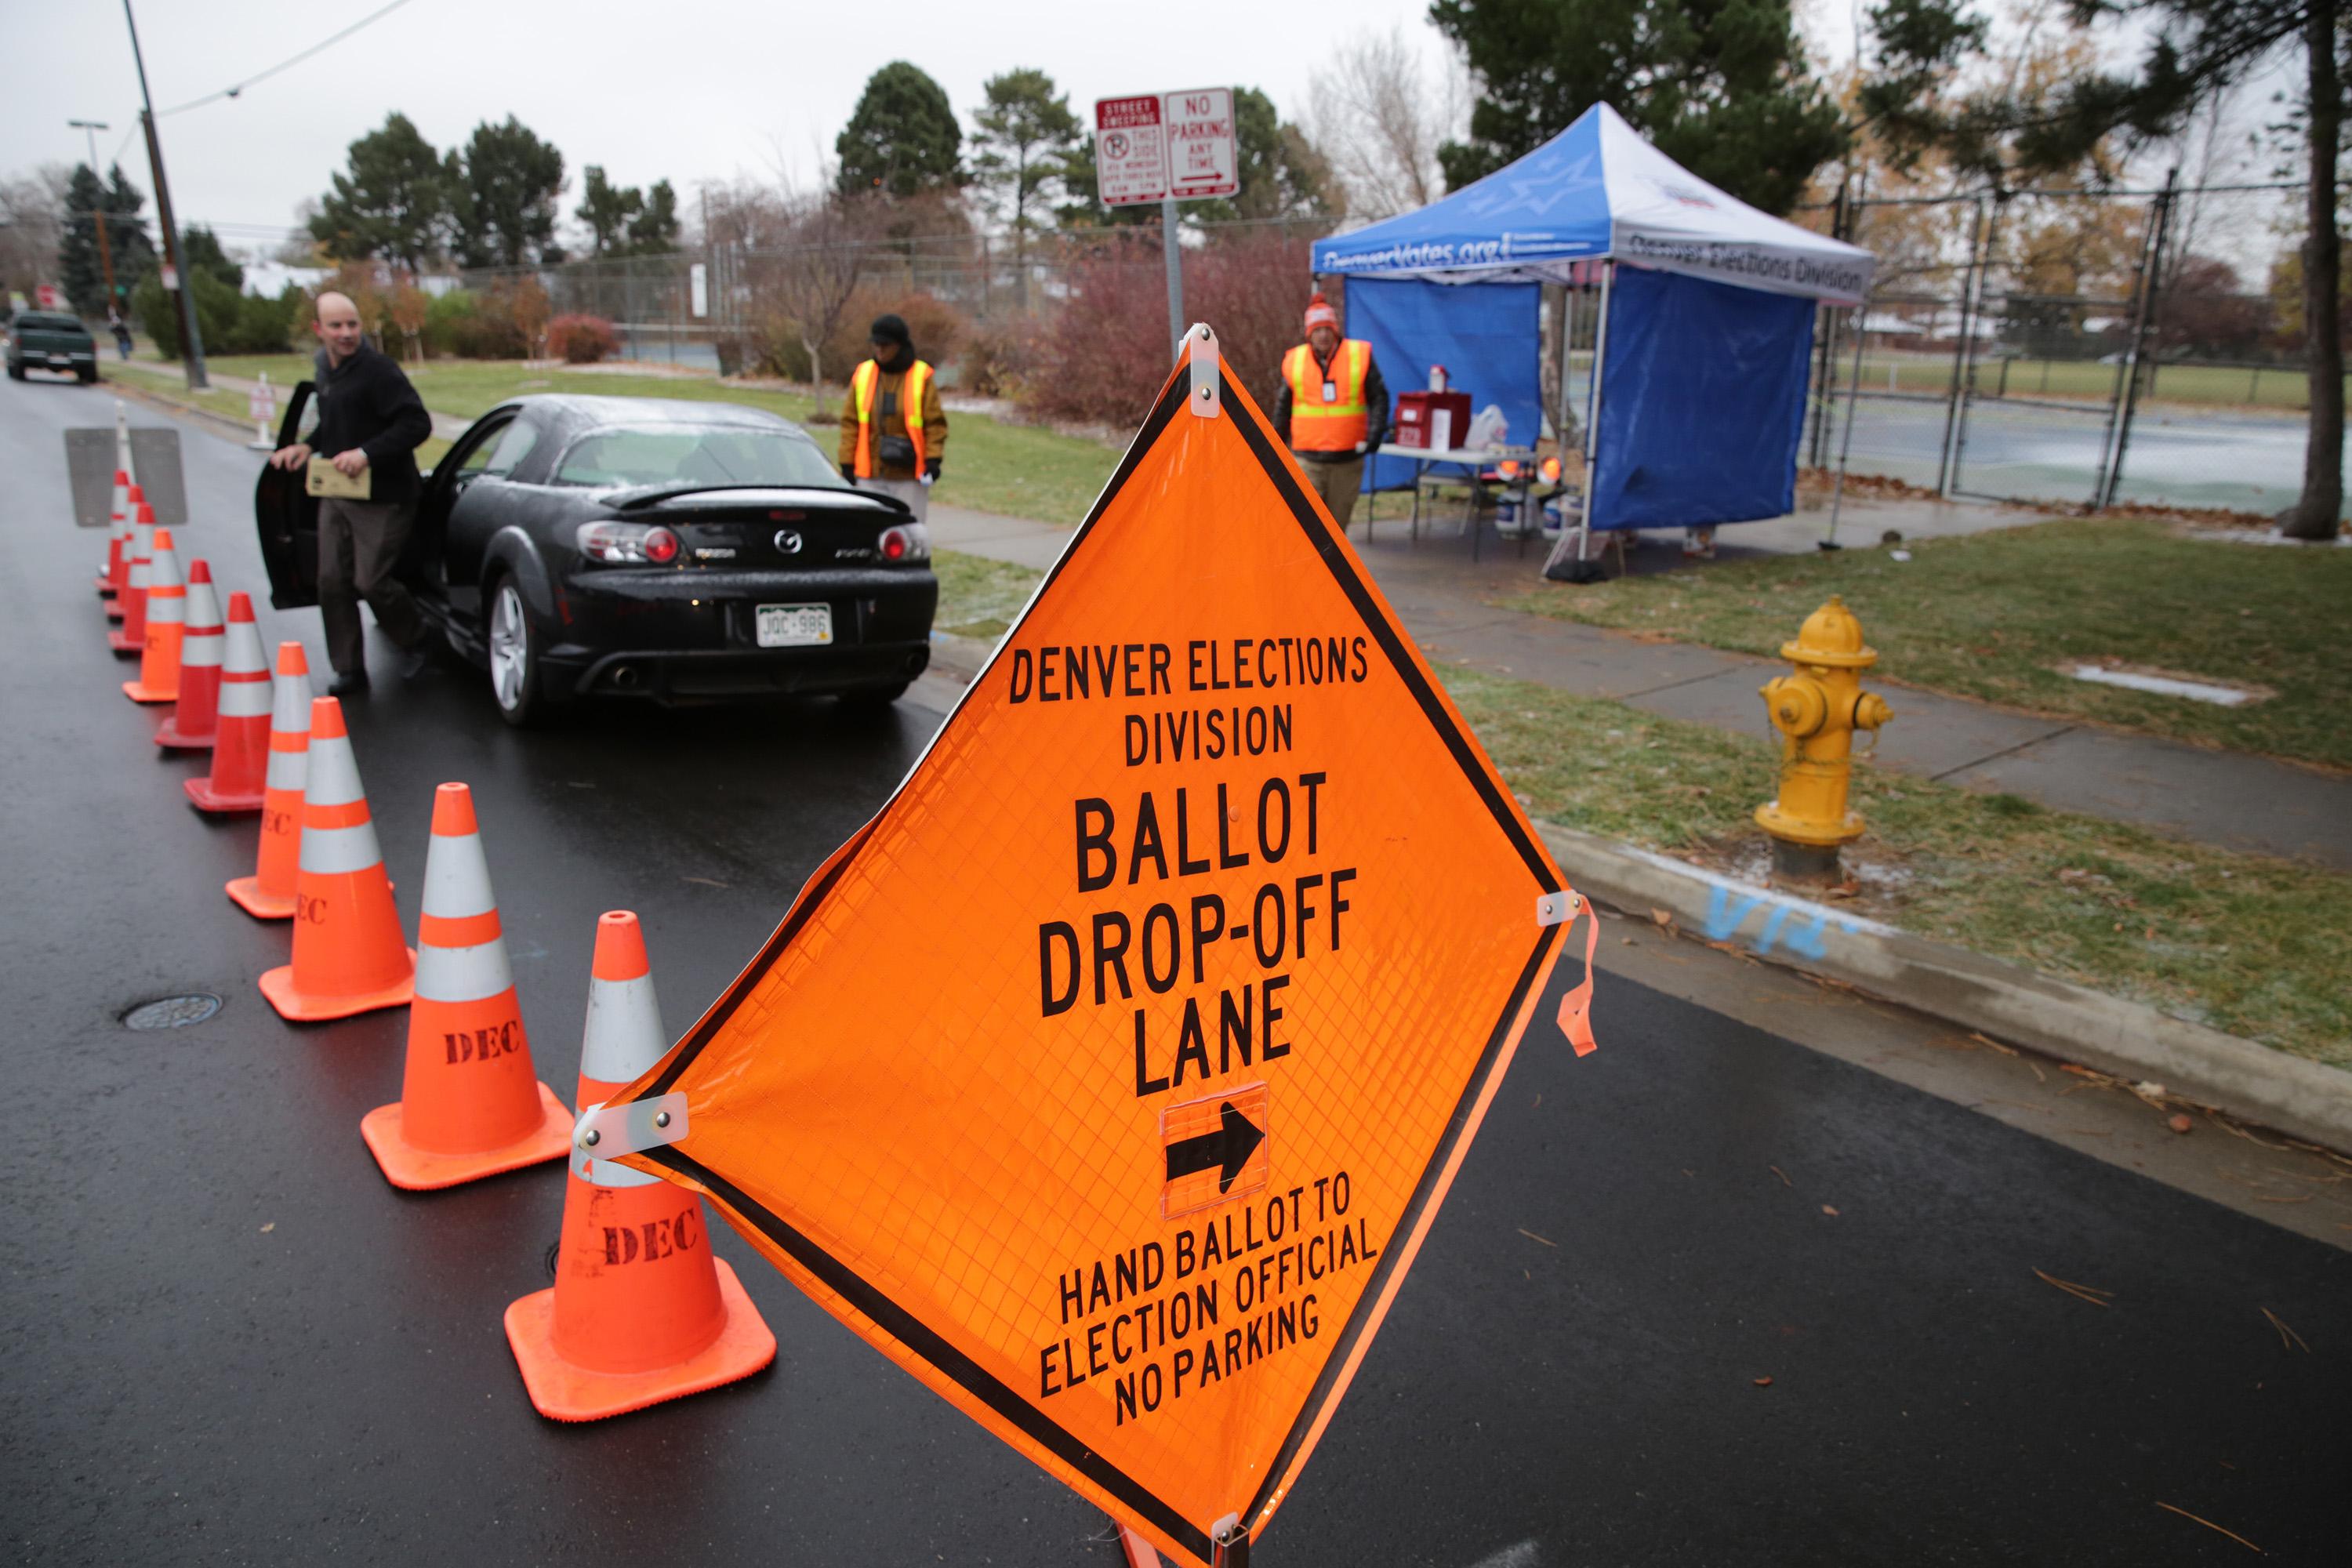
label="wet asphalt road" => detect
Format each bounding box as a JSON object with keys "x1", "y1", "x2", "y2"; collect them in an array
[{"x1": 2, "y1": 376, "x2": 2347, "y2": 1566}]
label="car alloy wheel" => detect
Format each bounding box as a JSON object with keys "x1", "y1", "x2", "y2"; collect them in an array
[{"x1": 488, "y1": 581, "x2": 531, "y2": 716}]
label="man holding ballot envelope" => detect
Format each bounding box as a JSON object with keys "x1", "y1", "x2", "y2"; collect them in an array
[{"x1": 267, "y1": 290, "x2": 434, "y2": 695}]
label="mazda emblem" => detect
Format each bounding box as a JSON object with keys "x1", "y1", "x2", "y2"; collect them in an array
[{"x1": 775, "y1": 529, "x2": 803, "y2": 554}]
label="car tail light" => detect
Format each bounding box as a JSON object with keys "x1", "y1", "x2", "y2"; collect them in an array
[
  {"x1": 878, "y1": 522, "x2": 931, "y2": 563},
  {"x1": 578, "y1": 521, "x2": 684, "y2": 564}
]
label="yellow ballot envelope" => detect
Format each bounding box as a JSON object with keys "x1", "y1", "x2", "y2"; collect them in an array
[{"x1": 305, "y1": 455, "x2": 372, "y2": 500}]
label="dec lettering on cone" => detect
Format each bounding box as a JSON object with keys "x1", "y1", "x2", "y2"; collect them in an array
[
  {"x1": 258, "y1": 696, "x2": 415, "y2": 1021},
  {"x1": 503, "y1": 911, "x2": 774, "y2": 1422},
  {"x1": 361, "y1": 783, "x2": 572, "y2": 1189},
  {"x1": 227, "y1": 643, "x2": 314, "y2": 916},
  {"x1": 155, "y1": 561, "x2": 223, "y2": 748},
  {"x1": 122, "y1": 528, "x2": 187, "y2": 703},
  {"x1": 108, "y1": 499, "x2": 155, "y2": 655},
  {"x1": 187, "y1": 596, "x2": 273, "y2": 813}
]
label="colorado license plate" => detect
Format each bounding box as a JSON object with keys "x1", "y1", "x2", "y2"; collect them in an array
[{"x1": 756, "y1": 602, "x2": 833, "y2": 647}]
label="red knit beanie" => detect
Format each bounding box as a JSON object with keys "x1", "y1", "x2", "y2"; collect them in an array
[{"x1": 1303, "y1": 292, "x2": 1340, "y2": 336}]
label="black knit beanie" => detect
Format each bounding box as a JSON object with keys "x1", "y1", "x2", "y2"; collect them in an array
[{"x1": 869, "y1": 314, "x2": 911, "y2": 348}]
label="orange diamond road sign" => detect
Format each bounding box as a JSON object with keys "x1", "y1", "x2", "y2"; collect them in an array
[{"x1": 603, "y1": 328, "x2": 1599, "y2": 1566}]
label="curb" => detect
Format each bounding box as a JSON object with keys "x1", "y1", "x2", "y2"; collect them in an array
[
  {"x1": 1536, "y1": 822, "x2": 2352, "y2": 1154},
  {"x1": 927, "y1": 630, "x2": 998, "y2": 682},
  {"x1": 107, "y1": 376, "x2": 258, "y2": 441}
]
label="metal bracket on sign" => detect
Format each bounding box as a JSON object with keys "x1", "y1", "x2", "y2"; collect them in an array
[
  {"x1": 1188, "y1": 323, "x2": 1221, "y2": 419},
  {"x1": 573, "y1": 1092, "x2": 688, "y2": 1167},
  {"x1": 1537, "y1": 890, "x2": 1581, "y2": 927}
]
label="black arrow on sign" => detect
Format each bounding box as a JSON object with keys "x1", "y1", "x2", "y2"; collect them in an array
[{"x1": 1163, "y1": 1102, "x2": 1265, "y2": 1194}]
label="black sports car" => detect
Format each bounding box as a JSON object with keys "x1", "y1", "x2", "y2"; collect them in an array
[{"x1": 255, "y1": 391, "x2": 938, "y2": 724}]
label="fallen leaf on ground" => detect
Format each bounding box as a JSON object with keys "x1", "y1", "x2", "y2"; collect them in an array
[
  {"x1": 1517, "y1": 1228, "x2": 1559, "y2": 1248},
  {"x1": 2259, "y1": 1308, "x2": 2309, "y2": 1353},
  {"x1": 2033, "y1": 1267, "x2": 2114, "y2": 1306},
  {"x1": 1650, "y1": 907, "x2": 1674, "y2": 927},
  {"x1": 1751, "y1": 1376, "x2": 1773, "y2": 1387},
  {"x1": 260, "y1": 1222, "x2": 275, "y2": 1233},
  {"x1": 1769, "y1": 1165, "x2": 1792, "y2": 1188},
  {"x1": 2154, "y1": 1501, "x2": 2262, "y2": 1554},
  {"x1": 2169, "y1": 1113, "x2": 2194, "y2": 1134},
  {"x1": 1820, "y1": 1204, "x2": 1839, "y2": 1217}
]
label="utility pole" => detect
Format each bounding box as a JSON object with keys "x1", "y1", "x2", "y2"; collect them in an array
[
  {"x1": 68, "y1": 119, "x2": 119, "y2": 314},
  {"x1": 122, "y1": 0, "x2": 206, "y2": 389}
]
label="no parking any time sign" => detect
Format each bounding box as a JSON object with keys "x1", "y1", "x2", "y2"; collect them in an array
[{"x1": 601, "y1": 332, "x2": 1599, "y2": 1566}]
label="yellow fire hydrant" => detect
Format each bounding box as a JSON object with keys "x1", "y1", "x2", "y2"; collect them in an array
[{"x1": 1755, "y1": 595, "x2": 1892, "y2": 880}]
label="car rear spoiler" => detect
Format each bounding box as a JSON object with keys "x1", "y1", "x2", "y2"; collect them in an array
[{"x1": 611, "y1": 484, "x2": 902, "y2": 512}]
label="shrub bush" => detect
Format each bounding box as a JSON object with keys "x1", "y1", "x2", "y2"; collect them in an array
[
  {"x1": 131, "y1": 270, "x2": 241, "y2": 361},
  {"x1": 1015, "y1": 227, "x2": 1319, "y2": 426},
  {"x1": 546, "y1": 313, "x2": 618, "y2": 364}
]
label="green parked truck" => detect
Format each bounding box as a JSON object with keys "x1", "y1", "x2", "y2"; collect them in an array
[{"x1": 5, "y1": 310, "x2": 100, "y2": 383}]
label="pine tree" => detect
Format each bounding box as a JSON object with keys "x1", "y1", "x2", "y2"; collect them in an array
[
  {"x1": 1429, "y1": 0, "x2": 1849, "y2": 216},
  {"x1": 836, "y1": 62, "x2": 964, "y2": 199},
  {"x1": 310, "y1": 112, "x2": 450, "y2": 270},
  {"x1": 577, "y1": 165, "x2": 643, "y2": 258},
  {"x1": 59, "y1": 164, "x2": 156, "y2": 316},
  {"x1": 452, "y1": 118, "x2": 568, "y2": 269},
  {"x1": 626, "y1": 180, "x2": 681, "y2": 254}
]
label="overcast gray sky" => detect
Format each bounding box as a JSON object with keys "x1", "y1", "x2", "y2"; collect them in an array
[{"x1": 7, "y1": 0, "x2": 1455, "y2": 254}]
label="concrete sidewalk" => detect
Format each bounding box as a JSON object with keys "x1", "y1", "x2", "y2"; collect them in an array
[{"x1": 928, "y1": 499, "x2": 2352, "y2": 871}]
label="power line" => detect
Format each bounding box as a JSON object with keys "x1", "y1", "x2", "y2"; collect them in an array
[{"x1": 157, "y1": 0, "x2": 421, "y2": 117}]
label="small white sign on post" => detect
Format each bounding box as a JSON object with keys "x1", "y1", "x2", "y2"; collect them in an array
[
  {"x1": 1161, "y1": 86, "x2": 1238, "y2": 201},
  {"x1": 689, "y1": 263, "x2": 709, "y2": 320},
  {"x1": 1093, "y1": 95, "x2": 1168, "y2": 207},
  {"x1": 247, "y1": 372, "x2": 276, "y2": 450}
]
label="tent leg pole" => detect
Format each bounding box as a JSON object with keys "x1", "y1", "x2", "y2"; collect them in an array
[
  {"x1": 1823, "y1": 291, "x2": 1873, "y2": 550},
  {"x1": 1545, "y1": 261, "x2": 1612, "y2": 580}
]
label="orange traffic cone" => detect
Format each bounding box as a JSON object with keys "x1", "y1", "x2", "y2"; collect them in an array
[
  {"x1": 122, "y1": 528, "x2": 186, "y2": 702},
  {"x1": 154, "y1": 561, "x2": 223, "y2": 747},
  {"x1": 258, "y1": 697, "x2": 415, "y2": 1021},
  {"x1": 187, "y1": 595, "x2": 271, "y2": 812},
  {"x1": 227, "y1": 644, "x2": 314, "y2": 916},
  {"x1": 98, "y1": 468, "x2": 128, "y2": 602},
  {"x1": 504, "y1": 912, "x2": 774, "y2": 1421},
  {"x1": 107, "y1": 500, "x2": 154, "y2": 655},
  {"x1": 361, "y1": 784, "x2": 571, "y2": 1189}
]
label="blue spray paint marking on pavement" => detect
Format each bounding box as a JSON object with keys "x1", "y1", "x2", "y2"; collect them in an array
[{"x1": 1701, "y1": 884, "x2": 1864, "y2": 957}]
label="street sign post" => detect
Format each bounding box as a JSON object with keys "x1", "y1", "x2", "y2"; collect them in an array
[
  {"x1": 1097, "y1": 90, "x2": 1240, "y2": 355},
  {"x1": 596, "y1": 331, "x2": 1600, "y2": 1568}
]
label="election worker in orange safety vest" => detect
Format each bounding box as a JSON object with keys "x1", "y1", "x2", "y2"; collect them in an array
[
  {"x1": 1273, "y1": 292, "x2": 1388, "y2": 530},
  {"x1": 838, "y1": 313, "x2": 949, "y2": 523}
]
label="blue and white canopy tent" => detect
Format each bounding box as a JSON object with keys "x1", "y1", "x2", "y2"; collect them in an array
[{"x1": 1309, "y1": 103, "x2": 1875, "y2": 575}]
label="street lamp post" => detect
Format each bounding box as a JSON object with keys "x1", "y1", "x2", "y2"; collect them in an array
[
  {"x1": 67, "y1": 119, "x2": 118, "y2": 315},
  {"x1": 120, "y1": 0, "x2": 207, "y2": 390}
]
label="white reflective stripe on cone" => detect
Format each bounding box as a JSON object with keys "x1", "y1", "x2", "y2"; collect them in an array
[
  {"x1": 299, "y1": 819, "x2": 383, "y2": 875},
  {"x1": 265, "y1": 748, "x2": 309, "y2": 790},
  {"x1": 416, "y1": 939, "x2": 514, "y2": 1004},
  {"x1": 580, "y1": 972, "x2": 664, "y2": 1084},
  {"x1": 222, "y1": 620, "x2": 268, "y2": 674},
  {"x1": 218, "y1": 678, "x2": 274, "y2": 717},
  {"x1": 270, "y1": 671, "x2": 312, "y2": 732},
  {"x1": 146, "y1": 593, "x2": 184, "y2": 625},
  {"x1": 183, "y1": 579, "x2": 220, "y2": 630},
  {"x1": 148, "y1": 551, "x2": 182, "y2": 591},
  {"x1": 303, "y1": 734, "x2": 366, "y2": 808},
  {"x1": 589, "y1": 1152, "x2": 662, "y2": 1189},
  {"x1": 127, "y1": 561, "x2": 150, "y2": 588},
  {"x1": 181, "y1": 630, "x2": 224, "y2": 666},
  {"x1": 421, "y1": 832, "x2": 496, "y2": 918}
]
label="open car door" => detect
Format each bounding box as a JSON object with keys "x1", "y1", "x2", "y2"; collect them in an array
[{"x1": 253, "y1": 380, "x2": 320, "y2": 610}]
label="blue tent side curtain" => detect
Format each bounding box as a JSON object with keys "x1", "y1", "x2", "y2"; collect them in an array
[
  {"x1": 1345, "y1": 278, "x2": 1542, "y2": 494},
  {"x1": 1591, "y1": 267, "x2": 1817, "y2": 530}
]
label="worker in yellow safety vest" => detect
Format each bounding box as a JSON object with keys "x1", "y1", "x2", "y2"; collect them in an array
[
  {"x1": 839, "y1": 313, "x2": 948, "y2": 522},
  {"x1": 1274, "y1": 292, "x2": 1388, "y2": 529}
]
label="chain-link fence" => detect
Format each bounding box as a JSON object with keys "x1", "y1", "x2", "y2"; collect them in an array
[{"x1": 1801, "y1": 179, "x2": 2326, "y2": 517}]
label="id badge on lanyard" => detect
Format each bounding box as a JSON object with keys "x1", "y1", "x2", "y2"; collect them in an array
[{"x1": 1322, "y1": 379, "x2": 1338, "y2": 403}]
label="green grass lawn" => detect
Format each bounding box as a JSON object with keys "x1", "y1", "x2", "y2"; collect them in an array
[
  {"x1": 1849, "y1": 354, "x2": 2325, "y2": 411},
  {"x1": 926, "y1": 550, "x2": 2351, "y2": 1064},
  {"x1": 1505, "y1": 517, "x2": 2352, "y2": 770},
  {"x1": 1444, "y1": 667, "x2": 2352, "y2": 1067},
  {"x1": 125, "y1": 353, "x2": 1123, "y2": 528}
]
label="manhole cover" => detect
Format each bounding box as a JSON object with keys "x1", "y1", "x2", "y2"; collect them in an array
[{"x1": 123, "y1": 993, "x2": 223, "y2": 1030}]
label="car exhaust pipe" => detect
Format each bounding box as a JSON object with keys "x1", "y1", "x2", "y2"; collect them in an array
[{"x1": 611, "y1": 664, "x2": 640, "y2": 689}]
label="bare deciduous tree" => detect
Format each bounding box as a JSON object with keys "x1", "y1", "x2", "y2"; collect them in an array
[
  {"x1": 0, "y1": 164, "x2": 71, "y2": 300},
  {"x1": 1304, "y1": 27, "x2": 1469, "y2": 218},
  {"x1": 712, "y1": 175, "x2": 889, "y2": 395}
]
